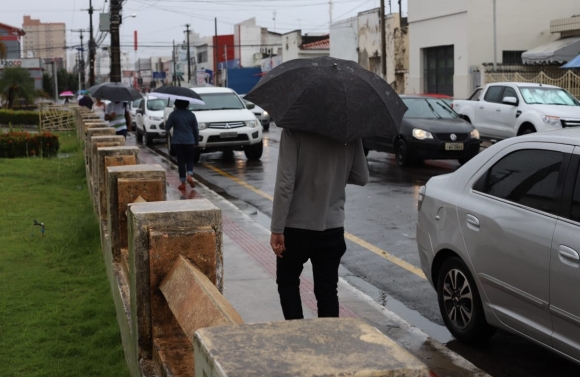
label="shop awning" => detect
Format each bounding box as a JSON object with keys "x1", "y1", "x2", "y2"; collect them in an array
[{"x1": 522, "y1": 37, "x2": 580, "y2": 64}]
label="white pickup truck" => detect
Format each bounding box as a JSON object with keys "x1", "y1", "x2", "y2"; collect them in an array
[
  {"x1": 452, "y1": 82, "x2": 580, "y2": 141},
  {"x1": 163, "y1": 87, "x2": 263, "y2": 162}
]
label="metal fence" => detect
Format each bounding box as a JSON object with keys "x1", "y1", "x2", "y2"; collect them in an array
[{"x1": 485, "y1": 69, "x2": 580, "y2": 99}]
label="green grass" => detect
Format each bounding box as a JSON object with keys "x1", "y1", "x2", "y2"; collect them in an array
[{"x1": 0, "y1": 132, "x2": 130, "y2": 377}]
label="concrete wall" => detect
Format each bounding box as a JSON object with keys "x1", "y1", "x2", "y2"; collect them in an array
[
  {"x1": 330, "y1": 17, "x2": 358, "y2": 63},
  {"x1": 407, "y1": 0, "x2": 580, "y2": 98},
  {"x1": 234, "y1": 18, "x2": 263, "y2": 68},
  {"x1": 281, "y1": 30, "x2": 302, "y2": 62}
]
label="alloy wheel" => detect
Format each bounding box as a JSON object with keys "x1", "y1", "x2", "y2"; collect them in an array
[{"x1": 442, "y1": 268, "x2": 473, "y2": 330}]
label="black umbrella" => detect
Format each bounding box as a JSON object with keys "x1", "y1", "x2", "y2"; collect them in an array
[
  {"x1": 87, "y1": 82, "x2": 142, "y2": 102},
  {"x1": 152, "y1": 86, "x2": 205, "y2": 105},
  {"x1": 245, "y1": 56, "x2": 408, "y2": 143}
]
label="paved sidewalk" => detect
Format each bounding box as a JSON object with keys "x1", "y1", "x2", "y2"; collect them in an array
[{"x1": 136, "y1": 140, "x2": 490, "y2": 377}]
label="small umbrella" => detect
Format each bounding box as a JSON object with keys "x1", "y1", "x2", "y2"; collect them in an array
[
  {"x1": 245, "y1": 56, "x2": 408, "y2": 143},
  {"x1": 561, "y1": 54, "x2": 580, "y2": 69},
  {"x1": 87, "y1": 82, "x2": 142, "y2": 102},
  {"x1": 152, "y1": 86, "x2": 205, "y2": 105},
  {"x1": 59, "y1": 91, "x2": 74, "y2": 97}
]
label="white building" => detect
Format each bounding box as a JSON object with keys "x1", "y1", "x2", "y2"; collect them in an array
[
  {"x1": 407, "y1": 0, "x2": 580, "y2": 98},
  {"x1": 281, "y1": 30, "x2": 329, "y2": 62},
  {"x1": 234, "y1": 18, "x2": 281, "y2": 68},
  {"x1": 330, "y1": 17, "x2": 358, "y2": 63}
]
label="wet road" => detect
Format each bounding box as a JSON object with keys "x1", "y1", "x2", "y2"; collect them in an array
[{"x1": 144, "y1": 126, "x2": 580, "y2": 377}]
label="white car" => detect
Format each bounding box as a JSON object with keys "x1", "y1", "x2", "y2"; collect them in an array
[
  {"x1": 417, "y1": 128, "x2": 580, "y2": 363},
  {"x1": 240, "y1": 94, "x2": 271, "y2": 131},
  {"x1": 129, "y1": 97, "x2": 143, "y2": 131},
  {"x1": 135, "y1": 95, "x2": 166, "y2": 146},
  {"x1": 164, "y1": 87, "x2": 263, "y2": 162}
]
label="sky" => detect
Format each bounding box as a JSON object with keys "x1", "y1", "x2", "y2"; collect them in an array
[{"x1": 1, "y1": 0, "x2": 408, "y2": 61}]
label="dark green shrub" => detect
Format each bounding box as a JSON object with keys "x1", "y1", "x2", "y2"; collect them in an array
[
  {"x1": 0, "y1": 109, "x2": 39, "y2": 126},
  {"x1": 0, "y1": 131, "x2": 59, "y2": 158}
]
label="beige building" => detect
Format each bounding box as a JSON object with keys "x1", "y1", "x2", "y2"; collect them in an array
[{"x1": 22, "y1": 15, "x2": 66, "y2": 66}]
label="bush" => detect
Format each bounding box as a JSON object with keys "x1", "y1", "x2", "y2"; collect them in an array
[
  {"x1": 0, "y1": 109, "x2": 39, "y2": 126},
  {"x1": 0, "y1": 131, "x2": 60, "y2": 158}
]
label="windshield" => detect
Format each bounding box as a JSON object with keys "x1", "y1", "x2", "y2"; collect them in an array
[
  {"x1": 147, "y1": 99, "x2": 166, "y2": 111},
  {"x1": 402, "y1": 98, "x2": 459, "y2": 119},
  {"x1": 187, "y1": 92, "x2": 245, "y2": 111},
  {"x1": 132, "y1": 99, "x2": 142, "y2": 107},
  {"x1": 519, "y1": 87, "x2": 579, "y2": 106}
]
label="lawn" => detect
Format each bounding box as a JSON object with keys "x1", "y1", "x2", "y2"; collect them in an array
[{"x1": 0, "y1": 132, "x2": 130, "y2": 377}]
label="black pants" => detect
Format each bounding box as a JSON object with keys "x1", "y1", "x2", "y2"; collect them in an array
[
  {"x1": 173, "y1": 144, "x2": 195, "y2": 180},
  {"x1": 116, "y1": 128, "x2": 127, "y2": 138},
  {"x1": 276, "y1": 227, "x2": 346, "y2": 320}
]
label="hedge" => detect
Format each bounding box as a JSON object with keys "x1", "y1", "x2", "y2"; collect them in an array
[
  {"x1": 0, "y1": 131, "x2": 60, "y2": 158},
  {"x1": 0, "y1": 110, "x2": 39, "y2": 126}
]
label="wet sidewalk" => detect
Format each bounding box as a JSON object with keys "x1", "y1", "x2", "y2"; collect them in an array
[{"x1": 134, "y1": 137, "x2": 490, "y2": 377}]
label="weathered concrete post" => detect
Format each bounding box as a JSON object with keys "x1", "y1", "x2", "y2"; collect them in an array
[{"x1": 85, "y1": 128, "x2": 116, "y2": 170}]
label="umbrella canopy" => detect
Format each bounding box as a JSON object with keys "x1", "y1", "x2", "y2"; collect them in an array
[
  {"x1": 87, "y1": 82, "x2": 142, "y2": 102},
  {"x1": 152, "y1": 86, "x2": 205, "y2": 105},
  {"x1": 561, "y1": 54, "x2": 580, "y2": 69},
  {"x1": 245, "y1": 56, "x2": 407, "y2": 143},
  {"x1": 59, "y1": 91, "x2": 74, "y2": 97}
]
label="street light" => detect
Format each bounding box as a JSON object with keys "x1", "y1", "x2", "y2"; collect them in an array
[{"x1": 122, "y1": 14, "x2": 137, "y2": 22}]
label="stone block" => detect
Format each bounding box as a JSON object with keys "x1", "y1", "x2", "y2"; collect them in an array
[
  {"x1": 127, "y1": 199, "x2": 222, "y2": 359},
  {"x1": 96, "y1": 146, "x2": 139, "y2": 219},
  {"x1": 106, "y1": 165, "x2": 166, "y2": 263},
  {"x1": 160, "y1": 255, "x2": 243, "y2": 343},
  {"x1": 89, "y1": 135, "x2": 125, "y2": 182},
  {"x1": 194, "y1": 318, "x2": 430, "y2": 377}
]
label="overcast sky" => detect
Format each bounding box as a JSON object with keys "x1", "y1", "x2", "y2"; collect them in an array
[{"x1": 1, "y1": 0, "x2": 408, "y2": 59}]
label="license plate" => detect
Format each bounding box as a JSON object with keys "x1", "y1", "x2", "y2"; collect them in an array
[
  {"x1": 445, "y1": 143, "x2": 464, "y2": 151},
  {"x1": 220, "y1": 132, "x2": 238, "y2": 139}
]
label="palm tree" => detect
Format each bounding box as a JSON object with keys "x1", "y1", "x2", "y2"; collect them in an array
[{"x1": 0, "y1": 67, "x2": 36, "y2": 109}]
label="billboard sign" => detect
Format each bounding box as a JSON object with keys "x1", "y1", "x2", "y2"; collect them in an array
[{"x1": 0, "y1": 59, "x2": 41, "y2": 69}]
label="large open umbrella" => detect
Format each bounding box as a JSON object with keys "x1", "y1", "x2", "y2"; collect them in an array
[
  {"x1": 152, "y1": 86, "x2": 205, "y2": 105},
  {"x1": 59, "y1": 91, "x2": 74, "y2": 97},
  {"x1": 245, "y1": 56, "x2": 407, "y2": 143},
  {"x1": 561, "y1": 54, "x2": 580, "y2": 69},
  {"x1": 87, "y1": 82, "x2": 141, "y2": 102}
]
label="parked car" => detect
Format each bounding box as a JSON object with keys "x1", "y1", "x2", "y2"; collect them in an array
[
  {"x1": 453, "y1": 83, "x2": 580, "y2": 142},
  {"x1": 240, "y1": 94, "x2": 271, "y2": 131},
  {"x1": 129, "y1": 97, "x2": 143, "y2": 131},
  {"x1": 417, "y1": 128, "x2": 580, "y2": 363},
  {"x1": 363, "y1": 95, "x2": 481, "y2": 166},
  {"x1": 135, "y1": 95, "x2": 166, "y2": 146},
  {"x1": 164, "y1": 87, "x2": 263, "y2": 162}
]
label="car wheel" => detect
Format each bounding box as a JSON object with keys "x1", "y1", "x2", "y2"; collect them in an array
[
  {"x1": 521, "y1": 127, "x2": 536, "y2": 135},
  {"x1": 263, "y1": 123, "x2": 270, "y2": 131},
  {"x1": 395, "y1": 139, "x2": 411, "y2": 167},
  {"x1": 437, "y1": 257, "x2": 496, "y2": 344},
  {"x1": 144, "y1": 132, "x2": 153, "y2": 147},
  {"x1": 136, "y1": 128, "x2": 143, "y2": 143},
  {"x1": 244, "y1": 140, "x2": 263, "y2": 160}
]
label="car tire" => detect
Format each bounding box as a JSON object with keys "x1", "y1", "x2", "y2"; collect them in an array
[
  {"x1": 144, "y1": 132, "x2": 153, "y2": 147},
  {"x1": 136, "y1": 129, "x2": 143, "y2": 143},
  {"x1": 395, "y1": 139, "x2": 411, "y2": 167},
  {"x1": 437, "y1": 257, "x2": 496, "y2": 344},
  {"x1": 244, "y1": 140, "x2": 263, "y2": 160},
  {"x1": 263, "y1": 123, "x2": 270, "y2": 131},
  {"x1": 521, "y1": 127, "x2": 536, "y2": 135}
]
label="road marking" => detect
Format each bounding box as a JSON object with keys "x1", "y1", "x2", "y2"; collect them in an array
[{"x1": 203, "y1": 163, "x2": 427, "y2": 280}]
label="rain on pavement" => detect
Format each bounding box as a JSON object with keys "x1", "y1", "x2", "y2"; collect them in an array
[{"x1": 127, "y1": 126, "x2": 580, "y2": 377}]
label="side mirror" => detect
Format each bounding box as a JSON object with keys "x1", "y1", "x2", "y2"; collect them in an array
[
  {"x1": 246, "y1": 102, "x2": 255, "y2": 110},
  {"x1": 502, "y1": 96, "x2": 518, "y2": 106}
]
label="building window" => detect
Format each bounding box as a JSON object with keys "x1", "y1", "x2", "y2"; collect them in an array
[{"x1": 502, "y1": 51, "x2": 526, "y2": 65}]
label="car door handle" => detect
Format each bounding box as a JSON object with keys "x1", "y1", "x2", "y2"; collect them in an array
[
  {"x1": 558, "y1": 245, "x2": 580, "y2": 261},
  {"x1": 496, "y1": 108, "x2": 501, "y2": 112},
  {"x1": 466, "y1": 214, "x2": 480, "y2": 230}
]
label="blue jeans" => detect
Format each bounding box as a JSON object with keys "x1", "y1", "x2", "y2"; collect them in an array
[
  {"x1": 173, "y1": 144, "x2": 195, "y2": 181},
  {"x1": 276, "y1": 227, "x2": 346, "y2": 320}
]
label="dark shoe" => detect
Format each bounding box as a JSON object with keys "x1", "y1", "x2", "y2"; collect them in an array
[
  {"x1": 187, "y1": 176, "x2": 196, "y2": 188},
  {"x1": 178, "y1": 182, "x2": 186, "y2": 190}
]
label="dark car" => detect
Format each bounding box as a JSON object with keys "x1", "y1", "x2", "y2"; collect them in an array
[{"x1": 363, "y1": 95, "x2": 481, "y2": 166}]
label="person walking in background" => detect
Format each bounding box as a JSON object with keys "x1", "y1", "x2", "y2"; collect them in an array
[
  {"x1": 270, "y1": 128, "x2": 369, "y2": 320},
  {"x1": 165, "y1": 99, "x2": 199, "y2": 190},
  {"x1": 78, "y1": 93, "x2": 93, "y2": 110},
  {"x1": 105, "y1": 101, "x2": 131, "y2": 138},
  {"x1": 92, "y1": 97, "x2": 106, "y2": 120}
]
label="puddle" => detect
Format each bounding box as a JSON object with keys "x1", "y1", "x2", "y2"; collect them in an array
[
  {"x1": 343, "y1": 274, "x2": 453, "y2": 344},
  {"x1": 57, "y1": 153, "x2": 73, "y2": 159}
]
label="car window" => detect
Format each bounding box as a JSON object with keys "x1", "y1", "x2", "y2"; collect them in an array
[
  {"x1": 402, "y1": 98, "x2": 459, "y2": 119},
  {"x1": 132, "y1": 99, "x2": 142, "y2": 108},
  {"x1": 502, "y1": 87, "x2": 517, "y2": 101},
  {"x1": 139, "y1": 100, "x2": 145, "y2": 110},
  {"x1": 571, "y1": 167, "x2": 580, "y2": 222},
  {"x1": 187, "y1": 92, "x2": 245, "y2": 111},
  {"x1": 475, "y1": 149, "x2": 564, "y2": 214},
  {"x1": 519, "y1": 87, "x2": 580, "y2": 106},
  {"x1": 147, "y1": 99, "x2": 166, "y2": 111},
  {"x1": 468, "y1": 88, "x2": 482, "y2": 101},
  {"x1": 484, "y1": 86, "x2": 504, "y2": 103}
]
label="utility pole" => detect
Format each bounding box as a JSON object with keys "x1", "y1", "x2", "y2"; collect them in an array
[
  {"x1": 110, "y1": 0, "x2": 122, "y2": 82},
  {"x1": 87, "y1": 0, "x2": 95, "y2": 86},
  {"x1": 172, "y1": 40, "x2": 177, "y2": 86},
  {"x1": 380, "y1": 0, "x2": 387, "y2": 80},
  {"x1": 493, "y1": 0, "x2": 497, "y2": 71},
  {"x1": 214, "y1": 18, "x2": 218, "y2": 86},
  {"x1": 185, "y1": 24, "x2": 191, "y2": 85},
  {"x1": 71, "y1": 29, "x2": 87, "y2": 89},
  {"x1": 329, "y1": 0, "x2": 333, "y2": 28}
]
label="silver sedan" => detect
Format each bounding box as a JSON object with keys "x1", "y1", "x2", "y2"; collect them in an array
[{"x1": 417, "y1": 128, "x2": 580, "y2": 364}]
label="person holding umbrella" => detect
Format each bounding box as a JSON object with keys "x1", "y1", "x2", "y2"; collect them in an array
[
  {"x1": 245, "y1": 56, "x2": 407, "y2": 320},
  {"x1": 165, "y1": 99, "x2": 199, "y2": 190},
  {"x1": 105, "y1": 101, "x2": 131, "y2": 137}
]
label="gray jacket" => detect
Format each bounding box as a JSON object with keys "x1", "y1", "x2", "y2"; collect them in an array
[{"x1": 271, "y1": 128, "x2": 369, "y2": 233}]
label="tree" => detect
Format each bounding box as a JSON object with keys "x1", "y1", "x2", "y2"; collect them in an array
[
  {"x1": 43, "y1": 72, "x2": 54, "y2": 97},
  {"x1": 56, "y1": 68, "x2": 79, "y2": 94},
  {"x1": 0, "y1": 67, "x2": 36, "y2": 109}
]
